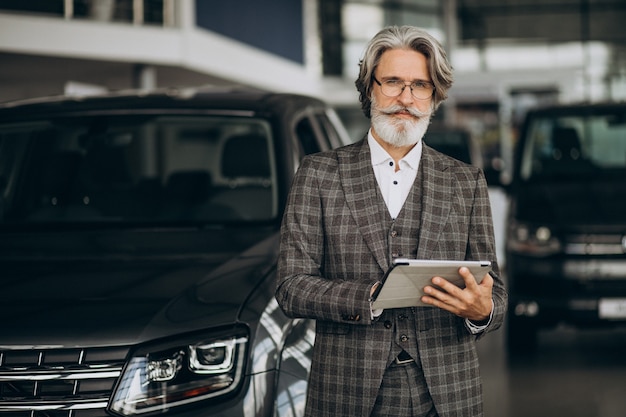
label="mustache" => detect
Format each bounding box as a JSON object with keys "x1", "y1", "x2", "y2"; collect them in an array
[{"x1": 376, "y1": 104, "x2": 431, "y2": 118}]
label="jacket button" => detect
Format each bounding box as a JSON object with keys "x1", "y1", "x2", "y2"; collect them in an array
[
  {"x1": 400, "y1": 334, "x2": 409, "y2": 342},
  {"x1": 390, "y1": 230, "x2": 397, "y2": 237},
  {"x1": 384, "y1": 320, "x2": 392, "y2": 329}
]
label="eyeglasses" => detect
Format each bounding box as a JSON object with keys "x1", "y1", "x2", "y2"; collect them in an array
[{"x1": 373, "y1": 77, "x2": 435, "y2": 100}]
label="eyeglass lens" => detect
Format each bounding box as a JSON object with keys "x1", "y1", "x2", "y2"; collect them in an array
[{"x1": 381, "y1": 81, "x2": 433, "y2": 100}]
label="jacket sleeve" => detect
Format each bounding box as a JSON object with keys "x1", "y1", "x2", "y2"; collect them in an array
[
  {"x1": 275, "y1": 155, "x2": 376, "y2": 325},
  {"x1": 466, "y1": 168, "x2": 508, "y2": 336}
]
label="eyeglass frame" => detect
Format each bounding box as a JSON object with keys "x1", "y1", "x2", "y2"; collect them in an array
[{"x1": 372, "y1": 77, "x2": 435, "y2": 100}]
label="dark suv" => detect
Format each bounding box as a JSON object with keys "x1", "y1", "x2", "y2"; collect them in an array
[
  {"x1": 422, "y1": 125, "x2": 483, "y2": 169},
  {"x1": 505, "y1": 102, "x2": 626, "y2": 352},
  {"x1": 0, "y1": 87, "x2": 350, "y2": 416}
]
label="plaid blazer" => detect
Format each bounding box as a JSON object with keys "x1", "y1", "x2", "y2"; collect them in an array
[{"x1": 276, "y1": 138, "x2": 507, "y2": 417}]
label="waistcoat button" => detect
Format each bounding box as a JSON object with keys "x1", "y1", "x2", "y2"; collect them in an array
[{"x1": 384, "y1": 320, "x2": 392, "y2": 329}]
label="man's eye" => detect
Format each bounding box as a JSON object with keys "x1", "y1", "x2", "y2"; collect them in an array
[
  {"x1": 412, "y1": 81, "x2": 429, "y2": 89},
  {"x1": 385, "y1": 80, "x2": 403, "y2": 87}
]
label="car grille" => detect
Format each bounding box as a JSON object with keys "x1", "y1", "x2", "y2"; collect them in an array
[
  {"x1": 0, "y1": 346, "x2": 129, "y2": 417},
  {"x1": 564, "y1": 233, "x2": 626, "y2": 255}
]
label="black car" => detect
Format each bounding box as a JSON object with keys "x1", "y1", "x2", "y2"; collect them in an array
[
  {"x1": 0, "y1": 87, "x2": 350, "y2": 416},
  {"x1": 505, "y1": 102, "x2": 626, "y2": 352},
  {"x1": 422, "y1": 125, "x2": 483, "y2": 168}
]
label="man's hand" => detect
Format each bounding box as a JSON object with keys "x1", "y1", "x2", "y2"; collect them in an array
[{"x1": 420, "y1": 267, "x2": 493, "y2": 322}]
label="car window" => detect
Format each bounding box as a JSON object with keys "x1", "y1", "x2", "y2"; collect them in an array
[
  {"x1": 295, "y1": 116, "x2": 322, "y2": 155},
  {"x1": 293, "y1": 110, "x2": 351, "y2": 158},
  {"x1": 312, "y1": 114, "x2": 334, "y2": 151},
  {"x1": 423, "y1": 130, "x2": 474, "y2": 165},
  {"x1": 315, "y1": 111, "x2": 351, "y2": 149},
  {"x1": 520, "y1": 109, "x2": 626, "y2": 181},
  {"x1": 0, "y1": 115, "x2": 278, "y2": 225}
]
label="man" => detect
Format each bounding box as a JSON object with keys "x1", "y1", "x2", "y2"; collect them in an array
[{"x1": 276, "y1": 25, "x2": 507, "y2": 417}]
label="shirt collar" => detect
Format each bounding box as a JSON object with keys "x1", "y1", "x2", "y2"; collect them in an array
[{"x1": 367, "y1": 129, "x2": 422, "y2": 170}]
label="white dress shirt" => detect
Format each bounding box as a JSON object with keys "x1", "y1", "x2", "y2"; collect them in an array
[{"x1": 368, "y1": 131, "x2": 421, "y2": 219}]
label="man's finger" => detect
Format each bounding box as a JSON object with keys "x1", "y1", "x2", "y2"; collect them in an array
[{"x1": 430, "y1": 276, "x2": 462, "y2": 297}]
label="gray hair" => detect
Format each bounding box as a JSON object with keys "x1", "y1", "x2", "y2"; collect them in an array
[{"x1": 355, "y1": 25, "x2": 454, "y2": 118}]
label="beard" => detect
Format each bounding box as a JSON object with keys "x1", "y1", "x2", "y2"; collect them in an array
[{"x1": 370, "y1": 98, "x2": 432, "y2": 148}]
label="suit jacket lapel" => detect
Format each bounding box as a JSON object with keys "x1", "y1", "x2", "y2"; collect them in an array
[
  {"x1": 417, "y1": 146, "x2": 453, "y2": 259},
  {"x1": 338, "y1": 139, "x2": 389, "y2": 272}
]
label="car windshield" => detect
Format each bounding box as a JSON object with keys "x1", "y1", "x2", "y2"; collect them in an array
[
  {"x1": 424, "y1": 129, "x2": 474, "y2": 165},
  {"x1": 0, "y1": 115, "x2": 278, "y2": 225},
  {"x1": 520, "y1": 108, "x2": 626, "y2": 182}
]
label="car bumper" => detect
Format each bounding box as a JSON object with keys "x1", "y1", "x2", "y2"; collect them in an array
[{"x1": 507, "y1": 254, "x2": 626, "y2": 327}]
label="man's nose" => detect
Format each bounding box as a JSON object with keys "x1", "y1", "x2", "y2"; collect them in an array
[{"x1": 397, "y1": 85, "x2": 414, "y2": 104}]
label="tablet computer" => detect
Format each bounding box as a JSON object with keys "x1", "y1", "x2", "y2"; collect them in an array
[{"x1": 371, "y1": 258, "x2": 492, "y2": 310}]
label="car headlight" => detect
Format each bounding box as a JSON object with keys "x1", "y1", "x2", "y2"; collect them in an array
[
  {"x1": 109, "y1": 327, "x2": 248, "y2": 416},
  {"x1": 507, "y1": 222, "x2": 562, "y2": 257}
]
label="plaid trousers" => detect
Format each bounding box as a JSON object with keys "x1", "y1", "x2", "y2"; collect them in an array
[{"x1": 371, "y1": 359, "x2": 439, "y2": 417}]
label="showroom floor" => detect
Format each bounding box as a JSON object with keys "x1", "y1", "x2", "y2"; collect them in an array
[{"x1": 478, "y1": 323, "x2": 626, "y2": 417}]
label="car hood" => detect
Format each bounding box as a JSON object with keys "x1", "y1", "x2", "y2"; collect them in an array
[
  {"x1": 0, "y1": 226, "x2": 279, "y2": 348},
  {"x1": 514, "y1": 178, "x2": 626, "y2": 230}
]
